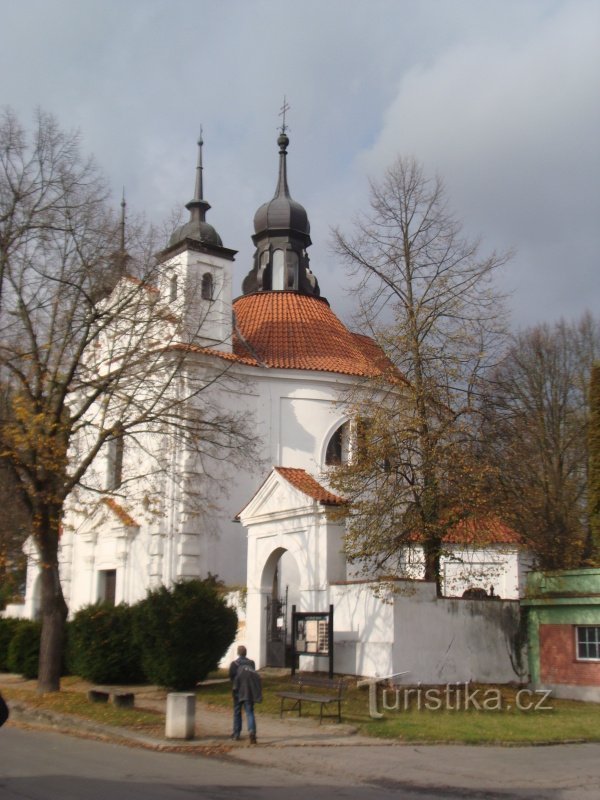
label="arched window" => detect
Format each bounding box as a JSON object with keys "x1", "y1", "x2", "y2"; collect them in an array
[
  {"x1": 286, "y1": 251, "x2": 299, "y2": 289},
  {"x1": 271, "y1": 249, "x2": 284, "y2": 290},
  {"x1": 325, "y1": 422, "x2": 350, "y2": 466},
  {"x1": 169, "y1": 274, "x2": 178, "y2": 302},
  {"x1": 201, "y1": 272, "x2": 214, "y2": 300}
]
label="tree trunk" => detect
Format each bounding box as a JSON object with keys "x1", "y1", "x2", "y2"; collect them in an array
[
  {"x1": 423, "y1": 543, "x2": 442, "y2": 596},
  {"x1": 35, "y1": 507, "x2": 68, "y2": 693}
]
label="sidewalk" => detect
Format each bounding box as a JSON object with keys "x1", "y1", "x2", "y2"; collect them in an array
[{"x1": 0, "y1": 673, "x2": 376, "y2": 753}]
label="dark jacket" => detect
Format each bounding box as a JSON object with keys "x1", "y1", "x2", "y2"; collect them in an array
[
  {"x1": 0, "y1": 692, "x2": 9, "y2": 727},
  {"x1": 229, "y1": 655, "x2": 255, "y2": 682},
  {"x1": 229, "y1": 656, "x2": 262, "y2": 703}
]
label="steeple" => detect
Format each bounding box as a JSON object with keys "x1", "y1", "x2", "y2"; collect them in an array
[
  {"x1": 168, "y1": 131, "x2": 223, "y2": 249},
  {"x1": 242, "y1": 103, "x2": 321, "y2": 298},
  {"x1": 119, "y1": 188, "x2": 126, "y2": 255}
]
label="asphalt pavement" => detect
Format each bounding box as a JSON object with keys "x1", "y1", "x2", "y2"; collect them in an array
[{"x1": 2, "y1": 674, "x2": 600, "y2": 799}]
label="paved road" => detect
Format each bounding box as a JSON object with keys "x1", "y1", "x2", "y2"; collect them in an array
[{"x1": 2, "y1": 726, "x2": 600, "y2": 800}]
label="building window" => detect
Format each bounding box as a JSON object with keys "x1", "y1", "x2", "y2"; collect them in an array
[
  {"x1": 107, "y1": 426, "x2": 124, "y2": 490},
  {"x1": 169, "y1": 274, "x2": 178, "y2": 302},
  {"x1": 272, "y1": 249, "x2": 285, "y2": 290},
  {"x1": 201, "y1": 272, "x2": 213, "y2": 300},
  {"x1": 325, "y1": 422, "x2": 350, "y2": 465},
  {"x1": 99, "y1": 569, "x2": 117, "y2": 606},
  {"x1": 576, "y1": 626, "x2": 600, "y2": 660},
  {"x1": 286, "y1": 251, "x2": 298, "y2": 289}
]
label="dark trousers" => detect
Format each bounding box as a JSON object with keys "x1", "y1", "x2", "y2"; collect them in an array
[{"x1": 232, "y1": 693, "x2": 256, "y2": 736}]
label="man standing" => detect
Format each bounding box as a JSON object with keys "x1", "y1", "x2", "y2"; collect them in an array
[{"x1": 228, "y1": 645, "x2": 262, "y2": 743}]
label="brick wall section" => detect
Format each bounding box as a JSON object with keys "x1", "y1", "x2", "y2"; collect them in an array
[{"x1": 539, "y1": 624, "x2": 600, "y2": 686}]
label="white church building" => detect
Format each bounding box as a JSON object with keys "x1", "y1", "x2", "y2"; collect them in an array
[{"x1": 17, "y1": 130, "x2": 529, "y2": 683}]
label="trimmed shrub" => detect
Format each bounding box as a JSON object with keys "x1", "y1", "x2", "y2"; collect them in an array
[
  {"x1": 133, "y1": 579, "x2": 237, "y2": 690},
  {"x1": 67, "y1": 603, "x2": 143, "y2": 684},
  {"x1": 0, "y1": 617, "x2": 24, "y2": 671},
  {"x1": 7, "y1": 620, "x2": 41, "y2": 679}
]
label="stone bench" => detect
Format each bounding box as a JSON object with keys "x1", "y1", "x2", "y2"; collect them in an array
[{"x1": 87, "y1": 687, "x2": 135, "y2": 708}]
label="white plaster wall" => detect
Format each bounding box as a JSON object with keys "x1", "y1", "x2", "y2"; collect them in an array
[
  {"x1": 329, "y1": 582, "x2": 395, "y2": 677},
  {"x1": 324, "y1": 581, "x2": 525, "y2": 682},
  {"x1": 391, "y1": 583, "x2": 525, "y2": 684},
  {"x1": 400, "y1": 545, "x2": 531, "y2": 599},
  {"x1": 159, "y1": 249, "x2": 233, "y2": 350}
]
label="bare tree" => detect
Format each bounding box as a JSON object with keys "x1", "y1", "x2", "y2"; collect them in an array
[
  {"x1": 589, "y1": 361, "x2": 600, "y2": 564},
  {"x1": 0, "y1": 109, "x2": 254, "y2": 691},
  {"x1": 330, "y1": 156, "x2": 510, "y2": 592},
  {"x1": 484, "y1": 315, "x2": 600, "y2": 570}
]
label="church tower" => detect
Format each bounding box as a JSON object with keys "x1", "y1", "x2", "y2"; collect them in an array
[
  {"x1": 159, "y1": 132, "x2": 237, "y2": 350},
  {"x1": 242, "y1": 127, "x2": 321, "y2": 299}
]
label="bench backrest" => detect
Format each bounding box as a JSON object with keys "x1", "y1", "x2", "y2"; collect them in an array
[{"x1": 293, "y1": 675, "x2": 345, "y2": 695}]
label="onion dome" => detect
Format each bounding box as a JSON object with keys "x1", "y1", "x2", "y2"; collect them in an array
[
  {"x1": 253, "y1": 132, "x2": 310, "y2": 240},
  {"x1": 169, "y1": 132, "x2": 223, "y2": 248},
  {"x1": 242, "y1": 131, "x2": 321, "y2": 299}
]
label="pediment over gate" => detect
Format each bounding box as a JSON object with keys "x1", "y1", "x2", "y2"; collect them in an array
[{"x1": 237, "y1": 467, "x2": 345, "y2": 526}]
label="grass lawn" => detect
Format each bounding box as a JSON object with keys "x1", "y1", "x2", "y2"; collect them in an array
[
  {"x1": 198, "y1": 672, "x2": 600, "y2": 745},
  {"x1": 2, "y1": 676, "x2": 164, "y2": 736},
  {"x1": 2, "y1": 672, "x2": 599, "y2": 744}
]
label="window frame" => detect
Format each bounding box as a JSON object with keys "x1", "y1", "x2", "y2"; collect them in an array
[
  {"x1": 325, "y1": 421, "x2": 350, "y2": 466},
  {"x1": 575, "y1": 625, "x2": 600, "y2": 661},
  {"x1": 169, "y1": 273, "x2": 178, "y2": 302},
  {"x1": 201, "y1": 272, "x2": 214, "y2": 301},
  {"x1": 98, "y1": 568, "x2": 117, "y2": 606}
]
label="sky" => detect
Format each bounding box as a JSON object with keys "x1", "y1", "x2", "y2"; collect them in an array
[{"x1": 1, "y1": 0, "x2": 598, "y2": 329}]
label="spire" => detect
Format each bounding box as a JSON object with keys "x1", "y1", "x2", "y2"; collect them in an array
[
  {"x1": 168, "y1": 129, "x2": 223, "y2": 249},
  {"x1": 186, "y1": 128, "x2": 211, "y2": 224},
  {"x1": 242, "y1": 106, "x2": 321, "y2": 299},
  {"x1": 273, "y1": 95, "x2": 291, "y2": 202},
  {"x1": 92, "y1": 191, "x2": 130, "y2": 301},
  {"x1": 120, "y1": 188, "x2": 126, "y2": 255}
]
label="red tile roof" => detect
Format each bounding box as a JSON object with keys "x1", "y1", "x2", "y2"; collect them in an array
[
  {"x1": 274, "y1": 467, "x2": 346, "y2": 505},
  {"x1": 102, "y1": 497, "x2": 139, "y2": 528},
  {"x1": 231, "y1": 292, "x2": 397, "y2": 378},
  {"x1": 443, "y1": 516, "x2": 521, "y2": 545}
]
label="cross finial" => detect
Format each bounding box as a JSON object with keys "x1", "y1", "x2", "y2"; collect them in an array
[{"x1": 279, "y1": 96, "x2": 291, "y2": 134}]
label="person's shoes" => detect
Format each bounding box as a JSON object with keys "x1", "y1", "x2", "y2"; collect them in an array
[
  {"x1": 230, "y1": 734, "x2": 240, "y2": 741},
  {"x1": 249, "y1": 733, "x2": 257, "y2": 744}
]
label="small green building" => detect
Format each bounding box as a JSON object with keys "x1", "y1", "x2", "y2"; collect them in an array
[{"x1": 522, "y1": 568, "x2": 600, "y2": 702}]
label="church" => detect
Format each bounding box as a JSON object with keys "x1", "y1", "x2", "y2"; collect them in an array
[{"x1": 17, "y1": 128, "x2": 529, "y2": 682}]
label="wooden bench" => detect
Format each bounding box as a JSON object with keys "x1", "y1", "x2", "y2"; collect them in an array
[
  {"x1": 276, "y1": 675, "x2": 345, "y2": 724},
  {"x1": 88, "y1": 687, "x2": 135, "y2": 708}
]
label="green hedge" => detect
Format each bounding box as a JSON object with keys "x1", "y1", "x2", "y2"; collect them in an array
[
  {"x1": 133, "y1": 579, "x2": 237, "y2": 690},
  {"x1": 1, "y1": 578, "x2": 237, "y2": 688},
  {"x1": 7, "y1": 620, "x2": 41, "y2": 679},
  {"x1": 67, "y1": 603, "x2": 144, "y2": 684},
  {"x1": 0, "y1": 617, "x2": 26, "y2": 671}
]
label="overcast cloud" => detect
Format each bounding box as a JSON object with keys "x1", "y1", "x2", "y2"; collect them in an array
[{"x1": 1, "y1": 0, "x2": 598, "y2": 328}]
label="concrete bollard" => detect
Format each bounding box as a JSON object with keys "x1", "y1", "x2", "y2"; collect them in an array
[{"x1": 165, "y1": 692, "x2": 196, "y2": 740}]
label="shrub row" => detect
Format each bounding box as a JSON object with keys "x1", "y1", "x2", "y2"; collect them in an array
[
  {"x1": 0, "y1": 579, "x2": 237, "y2": 689},
  {"x1": 0, "y1": 618, "x2": 41, "y2": 678}
]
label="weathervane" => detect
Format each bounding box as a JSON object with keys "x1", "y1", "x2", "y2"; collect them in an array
[{"x1": 279, "y1": 96, "x2": 291, "y2": 134}]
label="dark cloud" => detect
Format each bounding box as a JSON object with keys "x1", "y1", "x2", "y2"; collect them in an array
[{"x1": 1, "y1": 0, "x2": 597, "y2": 328}]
